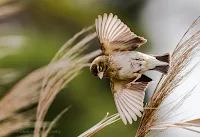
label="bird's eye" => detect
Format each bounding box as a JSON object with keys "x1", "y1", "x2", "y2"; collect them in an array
[{"x1": 98, "y1": 62, "x2": 104, "y2": 72}]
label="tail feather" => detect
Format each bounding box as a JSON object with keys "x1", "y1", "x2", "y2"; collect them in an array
[
  {"x1": 154, "y1": 65, "x2": 169, "y2": 74},
  {"x1": 153, "y1": 53, "x2": 171, "y2": 75},
  {"x1": 154, "y1": 53, "x2": 170, "y2": 63}
]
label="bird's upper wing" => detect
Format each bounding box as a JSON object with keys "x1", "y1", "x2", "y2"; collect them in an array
[
  {"x1": 95, "y1": 13, "x2": 147, "y2": 55},
  {"x1": 110, "y1": 75, "x2": 152, "y2": 125}
]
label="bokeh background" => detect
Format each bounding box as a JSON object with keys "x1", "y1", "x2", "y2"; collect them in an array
[{"x1": 0, "y1": 0, "x2": 200, "y2": 137}]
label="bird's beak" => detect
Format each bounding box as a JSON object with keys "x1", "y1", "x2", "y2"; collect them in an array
[{"x1": 97, "y1": 72, "x2": 104, "y2": 79}]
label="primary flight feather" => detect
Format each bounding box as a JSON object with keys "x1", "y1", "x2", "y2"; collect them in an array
[{"x1": 90, "y1": 13, "x2": 171, "y2": 125}]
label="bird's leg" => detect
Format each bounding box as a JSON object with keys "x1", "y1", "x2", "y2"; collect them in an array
[{"x1": 131, "y1": 74, "x2": 142, "y2": 83}]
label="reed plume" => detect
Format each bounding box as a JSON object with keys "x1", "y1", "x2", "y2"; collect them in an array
[
  {"x1": 0, "y1": 109, "x2": 35, "y2": 137},
  {"x1": 0, "y1": 67, "x2": 44, "y2": 121},
  {"x1": 0, "y1": 3, "x2": 42, "y2": 133},
  {"x1": 135, "y1": 17, "x2": 200, "y2": 137},
  {"x1": 0, "y1": 67, "x2": 44, "y2": 136},
  {"x1": 33, "y1": 26, "x2": 101, "y2": 137},
  {"x1": 0, "y1": 0, "x2": 26, "y2": 19},
  {"x1": 0, "y1": 25, "x2": 100, "y2": 137}
]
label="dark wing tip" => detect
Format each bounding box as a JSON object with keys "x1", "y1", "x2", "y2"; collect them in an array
[{"x1": 136, "y1": 74, "x2": 153, "y2": 83}]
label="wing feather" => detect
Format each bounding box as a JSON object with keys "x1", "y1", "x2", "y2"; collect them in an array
[
  {"x1": 110, "y1": 75, "x2": 152, "y2": 124},
  {"x1": 117, "y1": 94, "x2": 133, "y2": 124},
  {"x1": 107, "y1": 15, "x2": 118, "y2": 39},
  {"x1": 123, "y1": 91, "x2": 144, "y2": 111},
  {"x1": 123, "y1": 90, "x2": 143, "y2": 103},
  {"x1": 114, "y1": 93, "x2": 127, "y2": 125},
  {"x1": 115, "y1": 24, "x2": 130, "y2": 38},
  {"x1": 104, "y1": 13, "x2": 113, "y2": 39},
  {"x1": 97, "y1": 15, "x2": 103, "y2": 42},
  {"x1": 95, "y1": 13, "x2": 147, "y2": 55},
  {"x1": 121, "y1": 94, "x2": 142, "y2": 117},
  {"x1": 110, "y1": 22, "x2": 126, "y2": 40},
  {"x1": 120, "y1": 94, "x2": 138, "y2": 120},
  {"x1": 109, "y1": 19, "x2": 122, "y2": 41},
  {"x1": 119, "y1": 96, "x2": 135, "y2": 123},
  {"x1": 101, "y1": 13, "x2": 107, "y2": 40},
  {"x1": 124, "y1": 89, "x2": 144, "y2": 100},
  {"x1": 95, "y1": 19, "x2": 99, "y2": 38}
]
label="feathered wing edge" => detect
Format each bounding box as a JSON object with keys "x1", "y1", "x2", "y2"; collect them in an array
[
  {"x1": 95, "y1": 13, "x2": 147, "y2": 55},
  {"x1": 112, "y1": 75, "x2": 152, "y2": 125}
]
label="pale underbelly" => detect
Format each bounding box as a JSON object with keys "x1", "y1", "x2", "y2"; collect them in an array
[
  {"x1": 108, "y1": 68, "x2": 141, "y2": 80},
  {"x1": 117, "y1": 71, "x2": 140, "y2": 80},
  {"x1": 108, "y1": 53, "x2": 146, "y2": 80}
]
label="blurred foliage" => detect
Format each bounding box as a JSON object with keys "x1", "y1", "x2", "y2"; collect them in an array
[{"x1": 0, "y1": 0, "x2": 150, "y2": 136}]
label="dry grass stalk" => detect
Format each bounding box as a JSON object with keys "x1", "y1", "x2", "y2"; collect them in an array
[
  {"x1": 135, "y1": 17, "x2": 200, "y2": 137},
  {"x1": 78, "y1": 113, "x2": 120, "y2": 137},
  {"x1": 0, "y1": 67, "x2": 45, "y2": 136},
  {"x1": 0, "y1": 0, "x2": 16, "y2": 6},
  {"x1": 41, "y1": 106, "x2": 71, "y2": 137},
  {"x1": 0, "y1": 0, "x2": 26, "y2": 20},
  {"x1": 34, "y1": 26, "x2": 101, "y2": 137},
  {"x1": 0, "y1": 2, "x2": 43, "y2": 135},
  {"x1": 0, "y1": 67, "x2": 44, "y2": 121},
  {"x1": 17, "y1": 135, "x2": 34, "y2": 137},
  {"x1": 0, "y1": 26, "x2": 100, "y2": 136},
  {"x1": 0, "y1": 109, "x2": 35, "y2": 137},
  {"x1": 0, "y1": 68, "x2": 21, "y2": 85},
  {"x1": 0, "y1": 27, "x2": 45, "y2": 136},
  {"x1": 0, "y1": 25, "x2": 99, "y2": 137}
]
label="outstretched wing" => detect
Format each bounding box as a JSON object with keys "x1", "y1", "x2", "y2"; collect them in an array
[
  {"x1": 110, "y1": 75, "x2": 152, "y2": 125},
  {"x1": 95, "y1": 13, "x2": 147, "y2": 55}
]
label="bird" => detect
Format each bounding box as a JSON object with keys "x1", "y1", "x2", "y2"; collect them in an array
[{"x1": 90, "y1": 13, "x2": 171, "y2": 125}]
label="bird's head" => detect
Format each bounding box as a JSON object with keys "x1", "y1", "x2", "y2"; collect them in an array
[{"x1": 90, "y1": 56, "x2": 108, "y2": 79}]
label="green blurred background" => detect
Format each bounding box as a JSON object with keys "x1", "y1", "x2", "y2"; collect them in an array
[{"x1": 0, "y1": 0, "x2": 151, "y2": 136}]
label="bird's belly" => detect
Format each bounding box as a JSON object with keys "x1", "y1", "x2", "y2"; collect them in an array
[
  {"x1": 117, "y1": 65, "x2": 141, "y2": 79},
  {"x1": 110, "y1": 59, "x2": 146, "y2": 80},
  {"x1": 108, "y1": 52, "x2": 148, "y2": 80}
]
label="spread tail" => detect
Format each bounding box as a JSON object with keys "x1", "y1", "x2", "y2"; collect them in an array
[{"x1": 153, "y1": 53, "x2": 171, "y2": 74}]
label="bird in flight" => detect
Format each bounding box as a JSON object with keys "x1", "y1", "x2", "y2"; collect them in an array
[{"x1": 90, "y1": 13, "x2": 171, "y2": 125}]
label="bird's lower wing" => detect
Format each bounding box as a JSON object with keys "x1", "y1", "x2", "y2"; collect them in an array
[{"x1": 110, "y1": 75, "x2": 152, "y2": 125}]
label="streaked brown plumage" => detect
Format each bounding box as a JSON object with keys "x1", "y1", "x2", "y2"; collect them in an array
[{"x1": 90, "y1": 13, "x2": 171, "y2": 125}]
